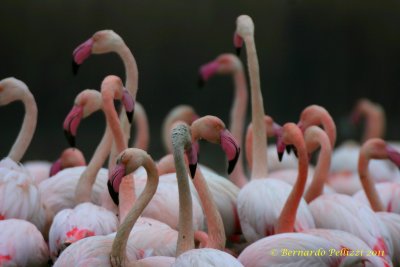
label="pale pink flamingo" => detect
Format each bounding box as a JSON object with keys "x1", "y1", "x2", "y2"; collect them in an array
[
  {"x1": 0, "y1": 77, "x2": 53, "y2": 237},
  {"x1": 199, "y1": 53, "x2": 248, "y2": 187},
  {"x1": 233, "y1": 15, "x2": 314, "y2": 243},
  {"x1": 0, "y1": 219, "x2": 49, "y2": 267},
  {"x1": 329, "y1": 99, "x2": 400, "y2": 195},
  {"x1": 72, "y1": 30, "x2": 139, "y2": 168},
  {"x1": 54, "y1": 148, "x2": 175, "y2": 267},
  {"x1": 170, "y1": 123, "x2": 243, "y2": 267},
  {"x1": 152, "y1": 116, "x2": 242, "y2": 240},
  {"x1": 48, "y1": 89, "x2": 124, "y2": 261}
]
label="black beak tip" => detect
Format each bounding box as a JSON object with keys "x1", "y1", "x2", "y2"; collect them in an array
[
  {"x1": 227, "y1": 148, "x2": 240, "y2": 174},
  {"x1": 126, "y1": 111, "x2": 134, "y2": 124},
  {"x1": 286, "y1": 145, "x2": 292, "y2": 154},
  {"x1": 198, "y1": 76, "x2": 205, "y2": 88},
  {"x1": 278, "y1": 152, "x2": 284, "y2": 162},
  {"x1": 189, "y1": 163, "x2": 197, "y2": 178},
  {"x1": 64, "y1": 130, "x2": 76, "y2": 147},
  {"x1": 107, "y1": 180, "x2": 119, "y2": 206},
  {"x1": 235, "y1": 47, "x2": 241, "y2": 56},
  {"x1": 293, "y1": 147, "x2": 298, "y2": 158},
  {"x1": 72, "y1": 60, "x2": 80, "y2": 75}
]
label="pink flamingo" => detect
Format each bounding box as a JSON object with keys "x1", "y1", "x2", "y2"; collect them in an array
[
  {"x1": 0, "y1": 77, "x2": 53, "y2": 237},
  {"x1": 54, "y1": 149, "x2": 174, "y2": 267},
  {"x1": 170, "y1": 123, "x2": 244, "y2": 267},
  {"x1": 0, "y1": 219, "x2": 49, "y2": 266},
  {"x1": 233, "y1": 15, "x2": 314, "y2": 243},
  {"x1": 329, "y1": 99, "x2": 400, "y2": 195},
  {"x1": 352, "y1": 138, "x2": 400, "y2": 265},
  {"x1": 48, "y1": 89, "x2": 131, "y2": 261},
  {"x1": 238, "y1": 122, "x2": 391, "y2": 267},
  {"x1": 72, "y1": 30, "x2": 139, "y2": 168},
  {"x1": 199, "y1": 53, "x2": 248, "y2": 187}
]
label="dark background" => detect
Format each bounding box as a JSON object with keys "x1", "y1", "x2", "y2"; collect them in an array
[{"x1": 1, "y1": 0, "x2": 400, "y2": 172}]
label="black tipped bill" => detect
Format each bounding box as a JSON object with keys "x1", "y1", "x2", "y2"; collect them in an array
[
  {"x1": 107, "y1": 180, "x2": 119, "y2": 206},
  {"x1": 72, "y1": 60, "x2": 80, "y2": 75},
  {"x1": 189, "y1": 163, "x2": 197, "y2": 178},
  {"x1": 64, "y1": 130, "x2": 76, "y2": 147},
  {"x1": 126, "y1": 111, "x2": 134, "y2": 124},
  {"x1": 228, "y1": 147, "x2": 240, "y2": 174},
  {"x1": 278, "y1": 152, "x2": 284, "y2": 162},
  {"x1": 236, "y1": 47, "x2": 241, "y2": 56},
  {"x1": 286, "y1": 145, "x2": 292, "y2": 154},
  {"x1": 293, "y1": 146, "x2": 298, "y2": 158}
]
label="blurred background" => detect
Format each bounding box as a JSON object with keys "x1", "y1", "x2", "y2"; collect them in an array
[{"x1": 1, "y1": 0, "x2": 400, "y2": 172}]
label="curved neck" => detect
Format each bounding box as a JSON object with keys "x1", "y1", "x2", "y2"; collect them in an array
[
  {"x1": 363, "y1": 108, "x2": 385, "y2": 143},
  {"x1": 131, "y1": 102, "x2": 149, "y2": 151},
  {"x1": 304, "y1": 133, "x2": 331, "y2": 203},
  {"x1": 102, "y1": 90, "x2": 136, "y2": 221},
  {"x1": 276, "y1": 137, "x2": 308, "y2": 233},
  {"x1": 174, "y1": 143, "x2": 194, "y2": 256},
  {"x1": 110, "y1": 155, "x2": 158, "y2": 265},
  {"x1": 8, "y1": 91, "x2": 37, "y2": 162},
  {"x1": 228, "y1": 69, "x2": 248, "y2": 187},
  {"x1": 109, "y1": 42, "x2": 139, "y2": 173},
  {"x1": 320, "y1": 116, "x2": 337, "y2": 148},
  {"x1": 244, "y1": 35, "x2": 268, "y2": 179},
  {"x1": 192, "y1": 167, "x2": 226, "y2": 250},
  {"x1": 358, "y1": 150, "x2": 385, "y2": 211},
  {"x1": 75, "y1": 125, "x2": 112, "y2": 203}
]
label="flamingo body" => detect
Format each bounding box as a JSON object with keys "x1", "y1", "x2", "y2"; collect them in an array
[
  {"x1": 354, "y1": 182, "x2": 400, "y2": 214},
  {"x1": 172, "y1": 248, "x2": 244, "y2": 267}
]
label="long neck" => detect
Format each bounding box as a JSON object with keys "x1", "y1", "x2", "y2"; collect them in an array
[
  {"x1": 304, "y1": 134, "x2": 331, "y2": 203},
  {"x1": 110, "y1": 156, "x2": 158, "y2": 266},
  {"x1": 103, "y1": 91, "x2": 136, "y2": 222},
  {"x1": 174, "y1": 144, "x2": 194, "y2": 256},
  {"x1": 363, "y1": 108, "x2": 385, "y2": 143},
  {"x1": 321, "y1": 116, "x2": 337, "y2": 148},
  {"x1": 192, "y1": 168, "x2": 225, "y2": 250},
  {"x1": 109, "y1": 43, "x2": 139, "y2": 171},
  {"x1": 228, "y1": 69, "x2": 248, "y2": 187},
  {"x1": 276, "y1": 137, "x2": 308, "y2": 233},
  {"x1": 358, "y1": 151, "x2": 384, "y2": 211},
  {"x1": 75, "y1": 125, "x2": 113, "y2": 203},
  {"x1": 8, "y1": 90, "x2": 37, "y2": 162},
  {"x1": 245, "y1": 35, "x2": 268, "y2": 179},
  {"x1": 131, "y1": 102, "x2": 149, "y2": 151}
]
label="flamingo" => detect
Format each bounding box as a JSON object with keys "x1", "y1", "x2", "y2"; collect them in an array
[
  {"x1": 352, "y1": 138, "x2": 400, "y2": 265},
  {"x1": 199, "y1": 53, "x2": 248, "y2": 187},
  {"x1": 170, "y1": 123, "x2": 243, "y2": 267},
  {"x1": 329, "y1": 99, "x2": 400, "y2": 195},
  {"x1": 0, "y1": 219, "x2": 49, "y2": 267},
  {"x1": 54, "y1": 149, "x2": 174, "y2": 267},
  {"x1": 48, "y1": 89, "x2": 132, "y2": 261},
  {"x1": 233, "y1": 15, "x2": 314, "y2": 243},
  {"x1": 0, "y1": 77, "x2": 53, "y2": 237},
  {"x1": 238, "y1": 121, "x2": 390, "y2": 267},
  {"x1": 72, "y1": 29, "x2": 139, "y2": 168}
]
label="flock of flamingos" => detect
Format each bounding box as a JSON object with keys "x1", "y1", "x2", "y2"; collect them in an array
[{"x1": 1, "y1": 14, "x2": 400, "y2": 267}]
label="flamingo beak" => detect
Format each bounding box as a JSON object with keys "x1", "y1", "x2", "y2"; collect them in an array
[
  {"x1": 276, "y1": 134, "x2": 286, "y2": 162},
  {"x1": 233, "y1": 32, "x2": 244, "y2": 56},
  {"x1": 198, "y1": 61, "x2": 220, "y2": 88},
  {"x1": 285, "y1": 145, "x2": 292, "y2": 155},
  {"x1": 186, "y1": 141, "x2": 199, "y2": 178},
  {"x1": 108, "y1": 163, "x2": 126, "y2": 205},
  {"x1": 386, "y1": 145, "x2": 400, "y2": 169},
  {"x1": 122, "y1": 89, "x2": 135, "y2": 124},
  {"x1": 49, "y1": 159, "x2": 62, "y2": 176},
  {"x1": 220, "y1": 129, "x2": 240, "y2": 174},
  {"x1": 72, "y1": 38, "x2": 94, "y2": 75},
  {"x1": 63, "y1": 106, "x2": 84, "y2": 147}
]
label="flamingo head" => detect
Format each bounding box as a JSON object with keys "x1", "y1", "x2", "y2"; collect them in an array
[
  {"x1": 198, "y1": 54, "x2": 242, "y2": 87},
  {"x1": 191, "y1": 116, "x2": 240, "y2": 174},
  {"x1": 0, "y1": 77, "x2": 30, "y2": 106},
  {"x1": 234, "y1": 15, "x2": 254, "y2": 56},
  {"x1": 72, "y1": 30, "x2": 122, "y2": 74},
  {"x1": 186, "y1": 141, "x2": 199, "y2": 178},
  {"x1": 122, "y1": 89, "x2": 135, "y2": 124},
  {"x1": 49, "y1": 148, "x2": 86, "y2": 176},
  {"x1": 63, "y1": 89, "x2": 101, "y2": 147}
]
